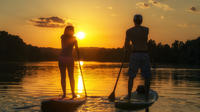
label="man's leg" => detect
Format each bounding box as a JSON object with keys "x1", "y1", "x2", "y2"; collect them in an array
[
  {"x1": 128, "y1": 76, "x2": 134, "y2": 99},
  {"x1": 141, "y1": 54, "x2": 151, "y2": 101},
  {"x1": 144, "y1": 77, "x2": 150, "y2": 101},
  {"x1": 128, "y1": 53, "x2": 138, "y2": 100}
]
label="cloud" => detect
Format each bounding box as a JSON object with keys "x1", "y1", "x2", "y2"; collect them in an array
[
  {"x1": 107, "y1": 6, "x2": 113, "y2": 10},
  {"x1": 111, "y1": 13, "x2": 117, "y2": 17},
  {"x1": 160, "y1": 15, "x2": 164, "y2": 20},
  {"x1": 30, "y1": 16, "x2": 67, "y2": 28},
  {"x1": 177, "y1": 23, "x2": 188, "y2": 28},
  {"x1": 136, "y1": 2, "x2": 150, "y2": 9},
  {"x1": 95, "y1": 6, "x2": 101, "y2": 9},
  {"x1": 190, "y1": 7, "x2": 197, "y2": 12},
  {"x1": 177, "y1": 23, "x2": 198, "y2": 28},
  {"x1": 136, "y1": 0, "x2": 173, "y2": 11},
  {"x1": 149, "y1": 0, "x2": 173, "y2": 11},
  {"x1": 186, "y1": 6, "x2": 200, "y2": 14}
]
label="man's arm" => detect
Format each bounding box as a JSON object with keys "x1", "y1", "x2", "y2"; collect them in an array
[{"x1": 124, "y1": 30, "x2": 130, "y2": 54}]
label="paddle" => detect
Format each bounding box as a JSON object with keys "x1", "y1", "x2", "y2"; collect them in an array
[
  {"x1": 14, "y1": 105, "x2": 39, "y2": 110},
  {"x1": 77, "y1": 48, "x2": 87, "y2": 97},
  {"x1": 108, "y1": 51, "x2": 126, "y2": 101}
]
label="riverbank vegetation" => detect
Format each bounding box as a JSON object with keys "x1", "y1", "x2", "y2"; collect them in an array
[{"x1": 0, "y1": 31, "x2": 199, "y2": 65}]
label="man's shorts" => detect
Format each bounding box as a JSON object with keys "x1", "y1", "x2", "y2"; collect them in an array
[{"x1": 128, "y1": 53, "x2": 151, "y2": 79}]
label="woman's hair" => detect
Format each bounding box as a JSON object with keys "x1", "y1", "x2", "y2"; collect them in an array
[{"x1": 64, "y1": 25, "x2": 74, "y2": 35}]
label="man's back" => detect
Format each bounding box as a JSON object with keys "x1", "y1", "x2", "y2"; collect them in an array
[{"x1": 126, "y1": 26, "x2": 149, "y2": 51}]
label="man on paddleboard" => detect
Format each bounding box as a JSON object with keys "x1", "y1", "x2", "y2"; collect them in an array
[{"x1": 124, "y1": 14, "x2": 151, "y2": 100}]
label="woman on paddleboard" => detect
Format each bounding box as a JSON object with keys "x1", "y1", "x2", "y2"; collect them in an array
[{"x1": 58, "y1": 25, "x2": 78, "y2": 98}]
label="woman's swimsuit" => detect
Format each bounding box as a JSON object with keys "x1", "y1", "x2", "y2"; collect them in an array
[{"x1": 58, "y1": 35, "x2": 75, "y2": 66}]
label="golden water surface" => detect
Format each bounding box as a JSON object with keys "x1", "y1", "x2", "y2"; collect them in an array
[{"x1": 0, "y1": 61, "x2": 200, "y2": 112}]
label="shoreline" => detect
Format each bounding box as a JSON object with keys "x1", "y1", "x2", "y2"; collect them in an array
[{"x1": 0, "y1": 61, "x2": 200, "y2": 69}]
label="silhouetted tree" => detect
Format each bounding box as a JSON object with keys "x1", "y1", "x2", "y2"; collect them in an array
[{"x1": 0, "y1": 31, "x2": 200, "y2": 65}]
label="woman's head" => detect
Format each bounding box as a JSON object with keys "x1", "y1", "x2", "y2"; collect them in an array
[{"x1": 64, "y1": 25, "x2": 74, "y2": 36}]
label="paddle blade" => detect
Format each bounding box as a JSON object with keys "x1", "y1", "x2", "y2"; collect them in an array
[{"x1": 108, "y1": 92, "x2": 115, "y2": 102}]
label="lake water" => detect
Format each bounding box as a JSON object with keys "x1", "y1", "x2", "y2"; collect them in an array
[{"x1": 0, "y1": 61, "x2": 200, "y2": 112}]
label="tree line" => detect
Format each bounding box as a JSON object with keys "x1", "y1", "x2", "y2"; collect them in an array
[{"x1": 0, "y1": 31, "x2": 199, "y2": 65}]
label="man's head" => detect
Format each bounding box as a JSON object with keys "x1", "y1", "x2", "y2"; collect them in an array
[{"x1": 133, "y1": 14, "x2": 143, "y2": 26}]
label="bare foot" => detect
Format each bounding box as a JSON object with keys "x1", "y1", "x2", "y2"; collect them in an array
[
  {"x1": 61, "y1": 94, "x2": 66, "y2": 99},
  {"x1": 72, "y1": 94, "x2": 77, "y2": 99},
  {"x1": 127, "y1": 94, "x2": 131, "y2": 100}
]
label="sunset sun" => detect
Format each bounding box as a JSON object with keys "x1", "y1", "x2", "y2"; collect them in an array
[{"x1": 75, "y1": 32, "x2": 85, "y2": 40}]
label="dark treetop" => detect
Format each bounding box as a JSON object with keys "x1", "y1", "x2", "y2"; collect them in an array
[{"x1": 0, "y1": 31, "x2": 200, "y2": 66}]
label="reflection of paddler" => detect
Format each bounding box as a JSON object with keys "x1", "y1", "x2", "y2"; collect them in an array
[{"x1": 58, "y1": 25, "x2": 79, "y2": 98}]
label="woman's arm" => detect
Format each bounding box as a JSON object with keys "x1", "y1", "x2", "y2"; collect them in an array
[{"x1": 74, "y1": 38, "x2": 80, "y2": 59}]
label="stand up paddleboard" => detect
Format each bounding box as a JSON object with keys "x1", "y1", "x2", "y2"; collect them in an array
[
  {"x1": 115, "y1": 89, "x2": 158, "y2": 111},
  {"x1": 41, "y1": 97, "x2": 86, "y2": 112}
]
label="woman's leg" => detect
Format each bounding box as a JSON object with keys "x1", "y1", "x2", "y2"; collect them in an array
[
  {"x1": 67, "y1": 62, "x2": 76, "y2": 98},
  {"x1": 59, "y1": 62, "x2": 67, "y2": 98}
]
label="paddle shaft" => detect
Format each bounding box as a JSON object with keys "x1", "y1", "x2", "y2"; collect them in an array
[
  {"x1": 77, "y1": 50, "x2": 87, "y2": 97},
  {"x1": 111, "y1": 50, "x2": 127, "y2": 93},
  {"x1": 78, "y1": 61, "x2": 87, "y2": 97},
  {"x1": 112, "y1": 61, "x2": 124, "y2": 92}
]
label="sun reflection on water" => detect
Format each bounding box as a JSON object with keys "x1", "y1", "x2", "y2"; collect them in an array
[
  {"x1": 80, "y1": 61, "x2": 84, "y2": 66},
  {"x1": 77, "y1": 74, "x2": 84, "y2": 93},
  {"x1": 1, "y1": 61, "x2": 200, "y2": 112},
  {"x1": 77, "y1": 61, "x2": 84, "y2": 94}
]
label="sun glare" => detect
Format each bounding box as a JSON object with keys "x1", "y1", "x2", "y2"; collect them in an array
[
  {"x1": 80, "y1": 61, "x2": 84, "y2": 66},
  {"x1": 76, "y1": 32, "x2": 85, "y2": 40},
  {"x1": 77, "y1": 75, "x2": 83, "y2": 93}
]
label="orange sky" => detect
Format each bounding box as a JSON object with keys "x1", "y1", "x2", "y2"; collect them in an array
[{"x1": 0, "y1": 0, "x2": 200, "y2": 48}]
